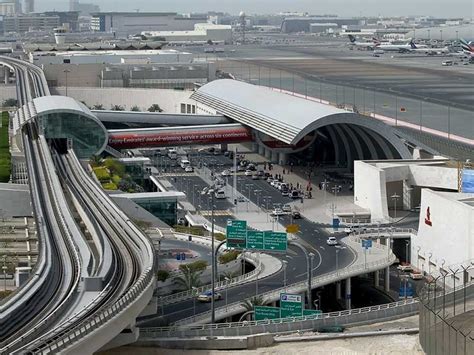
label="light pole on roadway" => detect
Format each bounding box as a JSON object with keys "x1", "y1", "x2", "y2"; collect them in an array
[
  {"x1": 335, "y1": 248, "x2": 340, "y2": 276},
  {"x1": 282, "y1": 259, "x2": 288, "y2": 290},
  {"x1": 391, "y1": 193, "x2": 400, "y2": 219},
  {"x1": 405, "y1": 240, "x2": 410, "y2": 264}
]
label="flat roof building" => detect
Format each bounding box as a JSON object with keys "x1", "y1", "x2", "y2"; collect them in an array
[
  {"x1": 142, "y1": 23, "x2": 232, "y2": 44},
  {"x1": 90, "y1": 12, "x2": 207, "y2": 37},
  {"x1": 3, "y1": 14, "x2": 60, "y2": 34}
]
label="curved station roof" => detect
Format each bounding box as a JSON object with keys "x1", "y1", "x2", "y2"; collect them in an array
[
  {"x1": 191, "y1": 79, "x2": 411, "y2": 158},
  {"x1": 15, "y1": 96, "x2": 108, "y2": 158}
]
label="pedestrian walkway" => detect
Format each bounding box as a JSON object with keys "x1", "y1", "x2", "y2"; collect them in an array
[{"x1": 239, "y1": 151, "x2": 369, "y2": 225}]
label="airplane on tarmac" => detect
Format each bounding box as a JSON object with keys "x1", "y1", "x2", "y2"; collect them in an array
[
  {"x1": 460, "y1": 38, "x2": 474, "y2": 57},
  {"x1": 374, "y1": 39, "x2": 425, "y2": 53},
  {"x1": 408, "y1": 42, "x2": 449, "y2": 54},
  {"x1": 348, "y1": 34, "x2": 379, "y2": 50}
]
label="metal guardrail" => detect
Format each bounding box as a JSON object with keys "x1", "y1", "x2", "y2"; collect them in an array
[
  {"x1": 352, "y1": 228, "x2": 417, "y2": 237},
  {"x1": 141, "y1": 298, "x2": 419, "y2": 338},
  {"x1": 171, "y1": 241, "x2": 395, "y2": 326},
  {"x1": 158, "y1": 252, "x2": 262, "y2": 306}
]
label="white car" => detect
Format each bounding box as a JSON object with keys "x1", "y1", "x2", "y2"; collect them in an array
[
  {"x1": 244, "y1": 169, "x2": 253, "y2": 176},
  {"x1": 271, "y1": 208, "x2": 285, "y2": 216},
  {"x1": 282, "y1": 204, "x2": 292, "y2": 213},
  {"x1": 221, "y1": 170, "x2": 231, "y2": 176},
  {"x1": 326, "y1": 237, "x2": 338, "y2": 246},
  {"x1": 185, "y1": 166, "x2": 194, "y2": 172}
]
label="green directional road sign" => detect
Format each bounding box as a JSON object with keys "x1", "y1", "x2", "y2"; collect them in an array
[
  {"x1": 264, "y1": 231, "x2": 287, "y2": 252},
  {"x1": 303, "y1": 309, "x2": 322, "y2": 317},
  {"x1": 246, "y1": 230, "x2": 264, "y2": 250},
  {"x1": 280, "y1": 293, "x2": 303, "y2": 318},
  {"x1": 254, "y1": 306, "x2": 280, "y2": 321},
  {"x1": 226, "y1": 220, "x2": 247, "y2": 249}
]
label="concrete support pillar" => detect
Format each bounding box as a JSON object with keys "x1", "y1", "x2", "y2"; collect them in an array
[
  {"x1": 271, "y1": 301, "x2": 277, "y2": 307},
  {"x1": 279, "y1": 152, "x2": 288, "y2": 165},
  {"x1": 271, "y1": 150, "x2": 278, "y2": 163},
  {"x1": 336, "y1": 281, "x2": 341, "y2": 299},
  {"x1": 345, "y1": 277, "x2": 351, "y2": 309},
  {"x1": 221, "y1": 143, "x2": 228, "y2": 152},
  {"x1": 374, "y1": 270, "x2": 380, "y2": 287},
  {"x1": 265, "y1": 148, "x2": 272, "y2": 160},
  {"x1": 4, "y1": 68, "x2": 10, "y2": 84},
  {"x1": 258, "y1": 144, "x2": 265, "y2": 156},
  {"x1": 413, "y1": 147, "x2": 422, "y2": 159},
  {"x1": 402, "y1": 180, "x2": 412, "y2": 210},
  {"x1": 251, "y1": 142, "x2": 258, "y2": 153},
  {"x1": 385, "y1": 266, "x2": 390, "y2": 292}
]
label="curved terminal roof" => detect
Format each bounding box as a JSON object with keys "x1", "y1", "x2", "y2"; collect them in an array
[
  {"x1": 191, "y1": 79, "x2": 351, "y2": 145},
  {"x1": 192, "y1": 79, "x2": 412, "y2": 160}
]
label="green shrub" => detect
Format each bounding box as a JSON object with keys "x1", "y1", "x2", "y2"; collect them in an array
[
  {"x1": 111, "y1": 174, "x2": 121, "y2": 184},
  {"x1": 103, "y1": 158, "x2": 125, "y2": 176},
  {"x1": 173, "y1": 225, "x2": 206, "y2": 236},
  {"x1": 214, "y1": 233, "x2": 226, "y2": 241},
  {"x1": 93, "y1": 166, "x2": 110, "y2": 182},
  {"x1": 157, "y1": 269, "x2": 170, "y2": 282},
  {"x1": 219, "y1": 250, "x2": 240, "y2": 264},
  {"x1": 102, "y1": 182, "x2": 117, "y2": 190},
  {"x1": 179, "y1": 260, "x2": 208, "y2": 273}
]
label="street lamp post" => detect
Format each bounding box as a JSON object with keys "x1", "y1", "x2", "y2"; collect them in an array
[
  {"x1": 282, "y1": 260, "x2": 288, "y2": 290},
  {"x1": 192, "y1": 286, "x2": 198, "y2": 316},
  {"x1": 335, "y1": 249, "x2": 340, "y2": 275},
  {"x1": 224, "y1": 277, "x2": 230, "y2": 310},
  {"x1": 245, "y1": 184, "x2": 253, "y2": 212},
  {"x1": 63, "y1": 69, "x2": 71, "y2": 96},
  {"x1": 254, "y1": 189, "x2": 262, "y2": 213},
  {"x1": 405, "y1": 240, "x2": 410, "y2": 264},
  {"x1": 309, "y1": 252, "x2": 314, "y2": 309}
]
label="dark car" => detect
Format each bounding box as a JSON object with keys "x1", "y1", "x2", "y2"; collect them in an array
[{"x1": 292, "y1": 211, "x2": 301, "y2": 219}]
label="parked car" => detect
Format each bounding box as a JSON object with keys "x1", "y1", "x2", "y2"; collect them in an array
[
  {"x1": 279, "y1": 183, "x2": 289, "y2": 191},
  {"x1": 214, "y1": 189, "x2": 226, "y2": 199},
  {"x1": 244, "y1": 169, "x2": 253, "y2": 176},
  {"x1": 257, "y1": 170, "x2": 265, "y2": 177},
  {"x1": 291, "y1": 190, "x2": 300, "y2": 199},
  {"x1": 185, "y1": 166, "x2": 194, "y2": 172},
  {"x1": 282, "y1": 204, "x2": 292, "y2": 213},
  {"x1": 410, "y1": 272, "x2": 423, "y2": 280},
  {"x1": 267, "y1": 177, "x2": 275, "y2": 184},
  {"x1": 251, "y1": 174, "x2": 259, "y2": 180},
  {"x1": 177, "y1": 217, "x2": 186, "y2": 226},
  {"x1": 326, "y1": 237, "x2": 338, "y2": 246},
  {"x1": 397, "y1": 264, "x2": 413, "y2": 272},
  {"x1": 197, "y1": 291, "x2": 222, "y2": 302},
  {"x1": 221, "y1": 170, "x2": 232, "y2": 176},
  {"x1": 223, "y1": 151, "x2": 230, "y2": 157},
  {"x1": 281, "y1": 189, "x2": 290, "y2": 197}
]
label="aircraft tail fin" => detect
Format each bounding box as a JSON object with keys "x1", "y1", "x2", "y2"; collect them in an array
[{"x1": 348, "y1": 34, "x2": 356, "y2": 43}]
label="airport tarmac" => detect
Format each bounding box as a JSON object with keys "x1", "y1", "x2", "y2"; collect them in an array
[{"x1": 190, "y1": 40, "x2": 473, "y2": 142}]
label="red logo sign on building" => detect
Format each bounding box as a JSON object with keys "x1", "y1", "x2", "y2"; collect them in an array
[{"x1": 425, "y1": 207, "x2": 432, "y2": 226}]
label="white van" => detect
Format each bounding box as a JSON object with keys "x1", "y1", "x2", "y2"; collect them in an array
[
  {"x1": 168, "y1": 148, "x2": 178, "y2": 159},
  {"x1": 442, "y1": 60, "x2": 453, "y2": 66},
  {"x1": 180, "y1": 159, "x2": 190, "y2": 169},
  {"x1": 214, "y1": 189, "x2": 226, "y2": 199}
]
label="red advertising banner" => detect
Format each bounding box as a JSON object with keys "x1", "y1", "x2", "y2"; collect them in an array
[{"x1": 108, "y1": 127, "x2": 253, "y2": 149}]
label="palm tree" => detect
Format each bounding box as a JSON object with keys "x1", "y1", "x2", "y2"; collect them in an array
[
  {"x1": 240, "y1": 295, "x2": 266, "y2": 312},
  {"x1": 130, "y1": 105, "x2": 141, "y2": 111},
  {"x1": 92, "y1": 104, "x2": 104, "y2": 110},
  {"x1": 173, "y1": 267, "x2": 202, "y2": 291},
  {"x1": 111, "y1": 104, "x2": 125, "y2": 111},
  {"x1": 89, "y1": 155, "x2": 103, "y2": 167}
]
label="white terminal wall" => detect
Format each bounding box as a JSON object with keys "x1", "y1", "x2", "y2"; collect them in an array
[
  {"x1": 52, "y1": 87, "x2": 197, "y2": 113},
  {"x1": 354, "y1": 160, "x2": 458, "y2": 221},
  {"x1": 411, "y1": 190, "x2": 474, "y2": 285}
]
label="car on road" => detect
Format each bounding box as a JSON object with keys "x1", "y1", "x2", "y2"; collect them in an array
[
  {"x1": 326, "y1": 237, "x2": 338, "y2": 246},
  {"x1": 271, "y1": 208, "x2": 285, "y2": 216},
  {"x1": 223, "y1": 151, "x2": 230, "y2": 157},
  {"x1": 214, "y1": 189, "x2": 226, "y2": 199},
  {"x1": 257, "y1": 170, "x2": 264, "y2": 177},
  {"x1": 237, "y1": 165, "x2": 246, "y2": 172},
  {"x1": 281, "y1": 189, "x2": 290, "y2": 197},
  {"x1": 282, "y1": 204, "x2": 292, "y2": 213},
  {"x1": 290, "y1": 190, "x2": 300, "y2": 199},
  {"x1": 244, "y1": 169, "x2": 253, "y2": 176},
  {"x1": 185, "y1": 166, "x2": 194, "y2": 172},
  {"x1": 292, "y1": 211, "x2": 301, "y2": 219},
  {"x1": 410, "y1": 272, "x2": 423, "y2": 280},
  {"x1": 197, "y1": 291, "x2": 222, "y2": 302},
  {"x1": 251, "y1": 173, "x2": 259, "y2": 180},
  {"x1": 221, "y1": 170, "x2": 232, "y2": 176},
  {"x1": 267, "y1": 177, "x2": 275, "y2": 184},
  {"x1": 274, "y1": 182, "x2": 282, "y2": 190}
]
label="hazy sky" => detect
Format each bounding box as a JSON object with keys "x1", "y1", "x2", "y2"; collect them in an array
[{"x1": 39, "y1": 0, "x2": 473, "y2": 18}]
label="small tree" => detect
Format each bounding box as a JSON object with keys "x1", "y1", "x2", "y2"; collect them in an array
[
  {"x1": 148, "y1": 104, "x2": 163, "y2": 112},
  {"x1": 241, "y1": 295, "x2": 267, "y2": 312},
  {"x1": 157, "y1": 269, "x2": 170, "y2": 282},
  {"x1": 2, "y1": 98, "x2": 17, "y2": 107},
  {"x1": 89, "y1": 155, "x2": 103, "y2": 167},
  {"x1": 173, "y1": 267, "x2": 202, "y2": 291},
  {"x1": 130, "y1": 105, "x2": 140, "y2": 111},
  {"x1": 92, "y1": 104, "x2": 104, "y2": 110},
  {"x1": 111, "y1": 104, "x2": 125, "y2": 111}
]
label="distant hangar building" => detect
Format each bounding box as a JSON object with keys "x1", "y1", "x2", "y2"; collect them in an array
[
  {"x1": 142, "y1": 23, "x2": 233, "y2": 44},
  {"x1": 90, "y1": 12, "x2": 207, "y2": 37},
  {"x1": 281, "y1": 17, "x2": 361, "y2": 33}
]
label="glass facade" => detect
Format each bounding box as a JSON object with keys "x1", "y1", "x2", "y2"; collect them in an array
[
  {"x1": 39, "y1": 111, "x2": 107, "y2": 159},
  {"x1": 135, "y1": 199, "x2": 177, "y2": 226}
]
